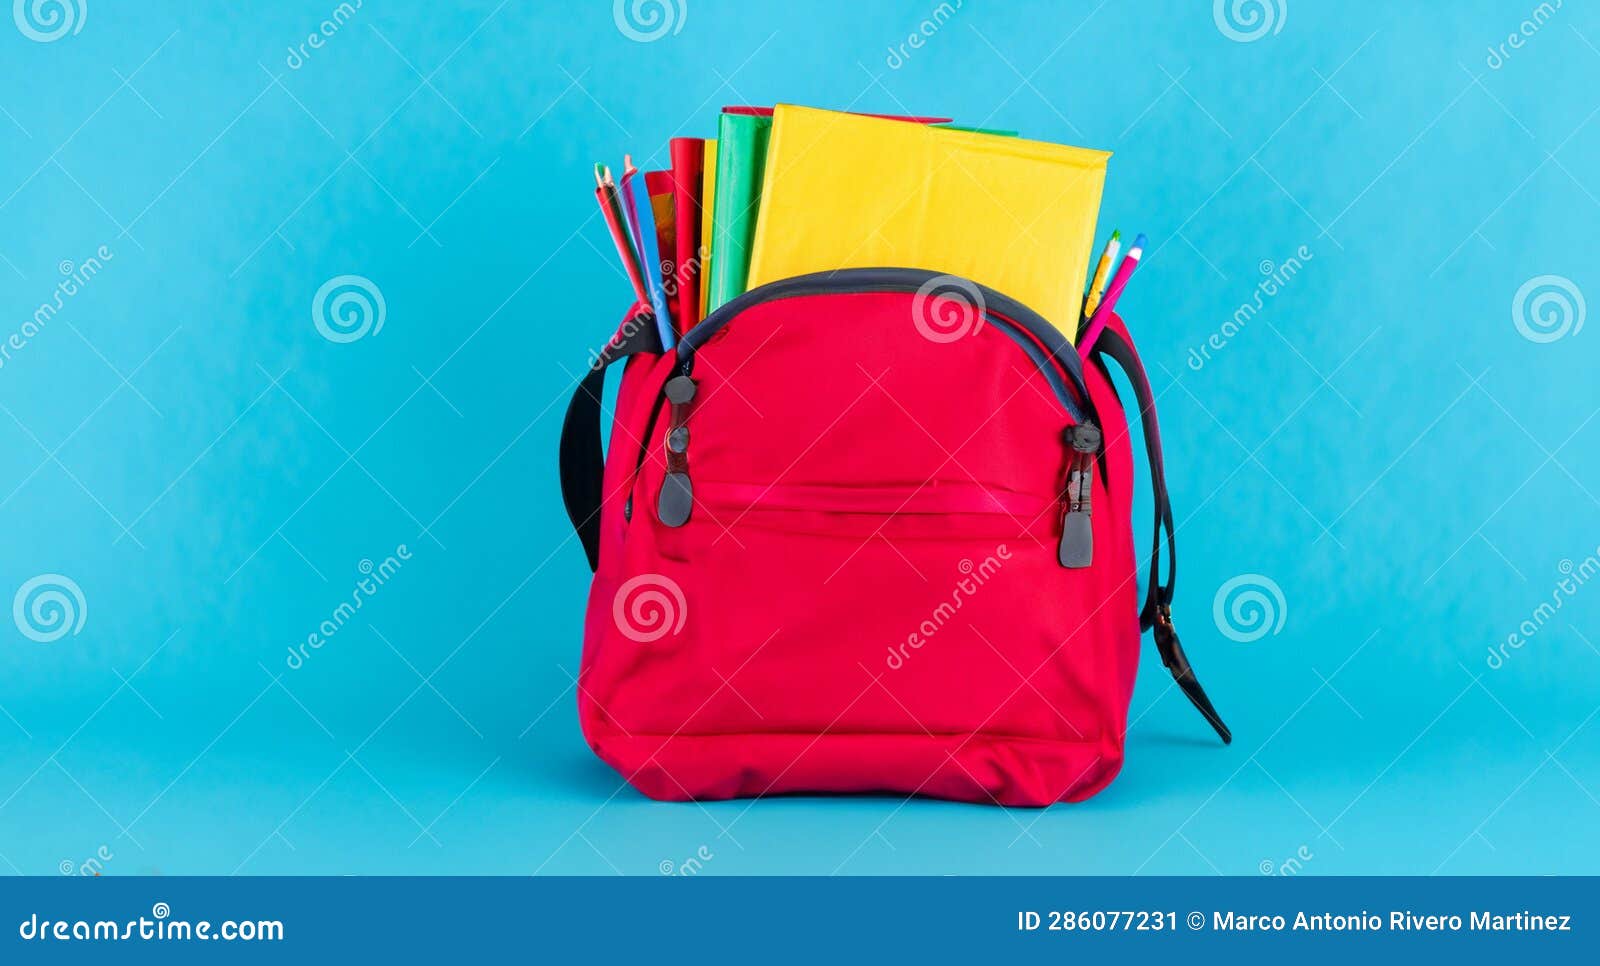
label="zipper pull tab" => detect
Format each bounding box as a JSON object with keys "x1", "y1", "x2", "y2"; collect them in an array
[
  {"x1": 658, "y1": 375, "x2": 697, "y2": 527},
  {"x1": 1059, "y1": 424, "x2": 1101, "y2": 568}
]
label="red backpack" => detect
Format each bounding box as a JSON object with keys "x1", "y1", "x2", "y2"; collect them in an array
[{"x1": 559, "y1": 269, "x2": 1229, "y2": 806}]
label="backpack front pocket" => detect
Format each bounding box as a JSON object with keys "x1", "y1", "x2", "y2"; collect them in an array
[{"x1": 652, "y1": 479, "x2": 1108, "y2": 741}]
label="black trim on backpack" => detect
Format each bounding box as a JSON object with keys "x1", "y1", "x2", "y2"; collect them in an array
[
  {"x1": 1091, "y1": 326, "x2": 1232, "y2": 745},
  {"x1": 559, "y1": 309, "x2": 662, "y2": 572}
]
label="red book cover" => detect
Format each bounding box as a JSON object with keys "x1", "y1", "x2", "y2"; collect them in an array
[{"x1": 668, "y1": 137, "x2": 706, "y2": 332}]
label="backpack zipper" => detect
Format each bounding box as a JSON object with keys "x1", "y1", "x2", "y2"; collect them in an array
[{"x1": 1059, "y1": 423, "x2": 1102, "y2": 568}]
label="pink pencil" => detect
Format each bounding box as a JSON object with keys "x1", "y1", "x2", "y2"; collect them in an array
[{"x1": 1077, "y1": 233, "x2": 1145, "y2": 358}]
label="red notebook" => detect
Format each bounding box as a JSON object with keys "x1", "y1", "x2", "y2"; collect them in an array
[
  {"x1": 668, "y1": 137, "x2": 706, "y2": 333},
  {"x1": 722, "y1": 105, "x2": 952, "y2": 124}
]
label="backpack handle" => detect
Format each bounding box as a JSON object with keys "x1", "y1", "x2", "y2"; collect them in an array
[
  {"x1": 1090, "y1": 319, "x2": 1231, "y2": 745},
  {"x1": 558, "y1": 306, "x2": 662, "y2": 572}
]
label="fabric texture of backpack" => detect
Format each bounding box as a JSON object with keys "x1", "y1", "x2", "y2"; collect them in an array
[{"x1": 559, "y1": 268, "x2": 1229, "y2": 807}]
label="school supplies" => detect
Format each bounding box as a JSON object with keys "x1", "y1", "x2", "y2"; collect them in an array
[
  {"x1": 645, "y1": 169, "x2": 675, "y2": 274},
  {"x1": 1077, "y1": 233, "x2": 1145, "y2": 357},
  {"x1": 723, "y1": 105, "x2": 952, "y2": 124},
  {"x1": 707, "y1": 108, "x2": 962, "y2": 313},
  {"x1": 698, "y1": 139, "x2": 717, "y2": 321},
  {"x1": 565, "y1": 106, "x2": 1224, "y2": 808},
  {"x1": 937, "y1": 124, "x2": 1020, "y2": 136},
  {"x1": 746, "y1": 105, "x2": 1110, "y2": 334},
  {"x1": 1082, "y1": 230, "x2": 1121, "y2": 320},
  {"x1": 704, "y1": 111, "x2": 772, "y2": 314},
  {"x1": 594, "y1": 164, "x2": 648, "y2": 306},
  {"x1": 619, "y1": 156, "x2": 675, "y2": 347},
  {"x1": 668, "y1": 137, "x2": 705, "y2": 333},
  {"x1": 588, "y1": 101, "x2": 1123, "y2": 344}
]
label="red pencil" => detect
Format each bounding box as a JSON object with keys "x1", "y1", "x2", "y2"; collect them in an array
[{"x1": 595, "y1": 164, "x2": 648, "y2": 304}]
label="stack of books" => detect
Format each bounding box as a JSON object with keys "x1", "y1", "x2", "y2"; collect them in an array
[{"x1": 594, "y1": 102, "x2": 1137, "y2": 353}]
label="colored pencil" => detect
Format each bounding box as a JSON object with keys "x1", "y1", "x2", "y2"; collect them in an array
[
  {"x1": 1082, "y1": 230, "x2": 1121, "y2": 322},
  {"x1": 619, "y1": 154, "x2": 677, "y2": 347},
  {"x1": 595, "y1": 164, "x2": 649, "y2": 305},
  {"x1": 1077, "y1": 233, "x2": 1145, "y2": 358}
]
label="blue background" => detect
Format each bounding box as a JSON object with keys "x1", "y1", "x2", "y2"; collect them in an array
[{"x1": 2, "y1": 0, "x2": 1597, "y2": 876}]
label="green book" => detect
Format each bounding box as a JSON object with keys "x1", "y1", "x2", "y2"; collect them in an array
[
  {"x1": 935, "y1": 124, "x2": 1019, "y2": 136},
  {"x1": 705, "y1": 111, "x2": 772, "y2": 313}
]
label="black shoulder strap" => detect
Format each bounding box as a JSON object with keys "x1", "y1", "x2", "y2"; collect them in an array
[
  {"x1": 559, "y1": 310, "x2": 663, "y2": 572},
  {"x1": 1091, "y1": 325, "x2": 1231, "y2": 745}
]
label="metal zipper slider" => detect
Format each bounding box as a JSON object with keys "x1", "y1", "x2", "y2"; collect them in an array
[
  {"x1": 1059, "y1": 424, "x2": 1101, "y2": 568},
  {"x1": 657, "y1": 375, "x2": 697, "y2": 527}
]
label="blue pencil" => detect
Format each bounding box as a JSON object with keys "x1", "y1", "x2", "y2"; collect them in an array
[{"x1": 619, "y1": 156, "x2": 676, "y2": 349}]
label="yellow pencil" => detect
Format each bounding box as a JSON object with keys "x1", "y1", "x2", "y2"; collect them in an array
[{"x1": 1082, "y1": 230, "x2": 1121, "y2": 321}]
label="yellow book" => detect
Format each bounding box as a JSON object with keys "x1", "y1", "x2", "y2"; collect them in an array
[
  {"x1": 698, "y1": 139, "x2": 718, "y2": 322},
  {"x1": 747, "y1": 105, "x2": 1109, "y2": 337}
]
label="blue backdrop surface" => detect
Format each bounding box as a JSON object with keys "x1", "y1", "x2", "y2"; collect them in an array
[{"x1": 1, "y1": 0, "x2": 1597, "y2": 876}]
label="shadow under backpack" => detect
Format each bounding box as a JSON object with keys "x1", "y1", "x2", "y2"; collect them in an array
[{"x1": 559, "y1": 268, "x2": 1230, "y2": 806}]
